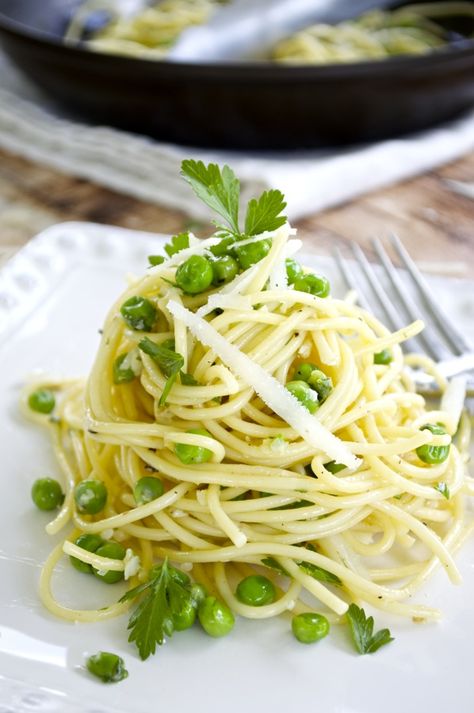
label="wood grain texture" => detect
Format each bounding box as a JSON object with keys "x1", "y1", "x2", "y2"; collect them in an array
[{"x1": 0, "y1": 147, "x2": 472, "y2": 276}]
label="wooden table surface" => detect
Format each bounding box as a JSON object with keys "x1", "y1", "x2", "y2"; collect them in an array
[{"x1": 0, "y1": 147, "x2": 473, "y2": 277}]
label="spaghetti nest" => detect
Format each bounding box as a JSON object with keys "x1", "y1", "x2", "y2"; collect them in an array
[{"x1": 27, "y1": 220, "x2": 473, "y2": 628}]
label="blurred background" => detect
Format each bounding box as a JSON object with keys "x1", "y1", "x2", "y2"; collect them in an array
[{"x1": 0, "y1": 0, "x2": 472, "y2": 275}]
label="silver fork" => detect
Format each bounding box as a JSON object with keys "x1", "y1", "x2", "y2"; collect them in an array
[{"x1": 333, "y1": 234, "x2": 474, "y2": 397}]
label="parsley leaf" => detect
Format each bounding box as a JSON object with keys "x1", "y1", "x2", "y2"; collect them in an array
[
  {"x1": 261, "y1": 555, "x2": 341, "y2": 585},
  {"x1": 148, "y1": 255, "x2": 165, "y2": 267},
  {"x1": 298, "y1": 561, "x2": 342, "y2": 586},
  {"x1": 244, "y1": 189, "x2": 287, "y2": 237},
  {"x1": 261, "y1": 557, "x2": 289, "y2": 576},
  {"x1": 181, "y1": 372, "x2": 199, "y2": 386},
  {"x1": 138, "y1": 338, "x2": 184, "y2": 407},
  {"x1": 434, "y1": 482, "x2": 450, "y2": 499},
  {"x1": 181, "y1": 160, "x2": 240, "y2": 235},
  {"x1": 346, "y1": 603, "x2": 394, "y2": 655},
  {"x1": 164, "y1": 232, "x2": 190, "y2": 257},
  {"x1": 120, "y1": 560, "x2": 182, "y2": 660}
]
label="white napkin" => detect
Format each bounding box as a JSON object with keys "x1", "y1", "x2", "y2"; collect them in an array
[{"x1": 0, "y1": 50, "x2": 472, "y2": 221}]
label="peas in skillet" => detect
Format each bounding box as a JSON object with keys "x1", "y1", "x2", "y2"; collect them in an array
[
  {"x1": 31, "y1": 478, "x2": 64, "y2": 511},
  {"x1": 175, "y1": 255, "x2": 213, "y2": 294}
]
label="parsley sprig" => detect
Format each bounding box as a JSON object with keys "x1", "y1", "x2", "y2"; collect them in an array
[
  {"x1": 181, "y1": 159, "x2": 287, "y2": 240},
  {"x1": 434, "y1": 482, "x2": 450, "y2": 499},
  {"x1": 346, "y1": 603, "x2": 393, "y2": 655},
  {"x1": 120, "y1": 559, "x2": 194, "y2": 660},
  {"x1": 138, "y1": 338, "x2": 184, "y2": 407},
  {"x1": 261, "y1": 556, "x2": 342, "y2": 586},
  {"x1": 165, "y1": 232, "x2": 190, "y2": 257}
]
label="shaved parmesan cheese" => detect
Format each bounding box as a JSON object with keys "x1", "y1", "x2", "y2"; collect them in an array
[
  {"x1": 124, "y1": 548, "x2": 140, "y2": 580},
  {"x1": 167, "y1": 300, "x2": 360, "y2": 469},
  {"x1": 197, "y1": 294, "x2": 252, "y2": 317}
]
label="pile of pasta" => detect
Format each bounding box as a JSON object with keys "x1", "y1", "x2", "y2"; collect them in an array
[
  {"x1": 66, "y1": 0, "x2": 226, "y2": 58},
  {"x1": 28, "y1": 223, "x2": 473, "y2": 626},
  {"x1": 272, "y1": 6, "x2": 456, "y2": 64}
]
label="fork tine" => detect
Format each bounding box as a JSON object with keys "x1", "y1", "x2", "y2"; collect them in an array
[
  {"x1": 372, "y1": 238, "x2": 450, "y2": 361},
  {"x1": 349, "y1": 243, "x2": 406, "y2": 333},
  {"x1": 332, "y1": 247, "x2": 371, "y2": 311},
  {"x1": 390, "y1": 233, "x2": 474, "y2": 356}
]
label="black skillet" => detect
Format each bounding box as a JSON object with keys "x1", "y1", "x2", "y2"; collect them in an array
[{"x1": 0, "y1": 0, "x2": 473, "y2": 149}]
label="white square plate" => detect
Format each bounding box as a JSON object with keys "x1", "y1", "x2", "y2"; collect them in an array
[{"x1": 1, "y1": 223, "x2": 473, "y2": 713}]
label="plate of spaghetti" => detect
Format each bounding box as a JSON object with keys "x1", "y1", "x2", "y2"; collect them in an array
[{"x1": 0, "y1": 161, "x2": 473, "y2": 713}]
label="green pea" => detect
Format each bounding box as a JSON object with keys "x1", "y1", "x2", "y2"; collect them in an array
[
  {"x1": 293, "y1": 362, "x2": 318, "y2": 382},
  {"x1": 234, "y1": 239, "x2": 271, "y2": 270},
  {"x1": 120, "y1": 296, "x2": 157, "y2": 332},
  {"x1": 374, "y1": 349, "x2": 392, "y2": 365},
  {"x1": 175, "y1": 255, "x2": 213, "y2": 295},
  {"x1": 28, "y1": 389, "x2": 55, "y2": 414},
  {"x1": 286, "y1": 258, "x2": 304, "y2": 285},
  {"x1": 93, "y1": 542, "x2": 126, "y2": 584},
  {"x1": 285, "y1": 380, "x2": 319, "y2": 414},
  {"x1": 416, "y1": 424, "x2": 450, "y2": 465},
  {"x1": 292, "y1": 612, "x2": 330, "y2": 644},
  {"x1": 190, "y1": 583, "x2": 207, "y2": 608},
  {"x1": 113, "y1": 353, "x2": 135, "y2": 384},
  {"x1": 175, "y1": 428, "x2": 213, "y2": 465},
  {"x1": 86, "y1": 651, "x2": 128, "y2": 683},
  {"x1": 173, "y1": 598, "x2": 197, "y2": 631},
  {"x1": 169, "y1": 566, "x2": 191, "y2": 588},
  {"x1": 31, "y1": 478, "x2": 64, "y2": 511},
  {"x1": 236, "y1": 575, "x2": 276, "y2": 607},
  {"x1": 324, "y1": 461, "x2": 346, "y2": 474},
  {"x1": 70, "y1": 533, "x2": 104, "y2": 574},
  {"x1": 293, "y1": 363, "x2": 332, "y2": 402},
  {"x1": 210, "y1": 255, "x2": 239, "y2": 285},
  {"x1": 294, "y1": 274, "x2": 330, "y2": 298},
  {"x1": 307, "y1": 369, "x2": 333, "y2": 402},
  {"x1": 198, "y1": 596, "x2": 235, "y2": 637},
  {"x1": 133, "y1": 476, "x2": 164, "y2": 505},
  {"x1": 74, "y1": 479, "x2": 108, "y2": 515}
]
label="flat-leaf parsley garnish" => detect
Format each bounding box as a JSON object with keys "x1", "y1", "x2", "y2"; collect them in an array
[
  {"x1": 120, "y1": 559, "x2": 194, "y2": 660},
  {"x1": 346, "y1": 603, "x2": 393, "y2": 655},
  {"x1": 181, "y1": 159, "x2": 287, "y2": 240},
  {"x1": 138, "y1": 338, "x2": 184, "y2": 407}
]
